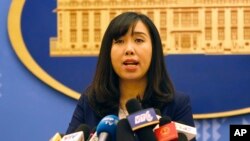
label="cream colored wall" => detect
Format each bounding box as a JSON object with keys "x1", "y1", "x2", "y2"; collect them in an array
[{"x1": 50, "y1": 0, "x2": 250, "y2": 56}]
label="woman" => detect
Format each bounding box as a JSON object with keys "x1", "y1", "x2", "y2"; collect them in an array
[{"x1": 66, "y1": 12, "x2": 195, "y2": 133}]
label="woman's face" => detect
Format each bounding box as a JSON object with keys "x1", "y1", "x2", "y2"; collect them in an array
[{"x1": 111, "y1": 21, "x2": 152, "y2": 81}]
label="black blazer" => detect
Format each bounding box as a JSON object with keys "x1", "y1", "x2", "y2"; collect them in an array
[{"x1": 66, "y1": 91, "x2": 195, "y2": 134}]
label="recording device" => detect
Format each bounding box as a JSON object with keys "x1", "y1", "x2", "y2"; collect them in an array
[
  {"x1": 116, "y1": 119, "x2": 137, "y2": 141},
  {"x1": 61, "y1": 124, "x2": 90, "y2": 141},
  {"x1": 96, "y1": 115, "x2": 119, "y2": 141},
  {"x1": 153, "y1": 108, "x2": 196, "y2": 141},
  {"x1": 154, "y1": 115, "x2": 196, "y2": 141},
  {"x1": 126, "y1": 98, "x2": 158, "y2": 141}
]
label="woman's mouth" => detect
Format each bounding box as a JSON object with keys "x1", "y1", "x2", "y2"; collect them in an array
[{"x1": 123, "y1": 59, "x2": 139, "y2": 71}]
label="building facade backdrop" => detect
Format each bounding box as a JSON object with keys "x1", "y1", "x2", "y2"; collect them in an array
[
  {"x1": 50, "y1": 0, "x2": 250, "y2": 56},
  {"x1": 2, "y1": 0, "x2": 250, "y2": 141}
]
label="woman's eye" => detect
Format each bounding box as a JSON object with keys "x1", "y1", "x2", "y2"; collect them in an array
[
  {"x1": 114, "y1": 39, "x2": 124, "y2": 44},
  {"x1": 135, "y1": 38, "x2": 144, "y2": 43}
]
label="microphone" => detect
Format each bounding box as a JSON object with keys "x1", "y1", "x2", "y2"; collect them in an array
[
  {"x1": 96, "y1": 115, "x2": 119, "y2": 141},
  {"x1": 178, "y1": 133, "x2": 188, "y2": 141},
  {"x1": 159, "y1": 116, "x2": 171, "y2": 126},
  {"x1": 126, "y1": 98, "x2": 158, "y2": 141},
  {"x1": 154, "y1": 116, "x2": 197, "y2": 141},
  {"x1": 116, "y1": 119, "x2": 137, "y2": 141},
  {"x1": 61, "y1": 124, "x2": 90, "y2": 141},
  {"x1": 154, "y1": 116, "x2": 178, "y2": 141},
  {"x1": 49, "y1": 132, "x2": 62, "y2": 141}
]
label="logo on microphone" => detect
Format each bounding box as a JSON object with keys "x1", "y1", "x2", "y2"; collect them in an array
[
  {"x1": 103, "y1": 116, "x2": 118, "y2": 126},
  {"x1": 154, "y1": 122, "x2": 178, "y2": 141},
  {"x1": 160, "y1": 127, "x2": 170, "y2": 135},
  {"x1": 127, "y1": 108, "x2": 159, "y2": 131},
  {"x1": 135, "y1": 111, "x2": 153, "y2": 124}
]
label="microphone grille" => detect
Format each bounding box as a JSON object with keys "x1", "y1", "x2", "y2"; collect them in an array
[
  {"x1": 159, "y1": 116, "x2": 171, "y2": 126},
  {"x1": 126, "y1": 98, "x2": 142, "y2": 114}
]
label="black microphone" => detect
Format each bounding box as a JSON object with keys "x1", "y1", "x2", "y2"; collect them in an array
[
  {"x1": 126, "y1": 98, "x2": 157, "y2": 141},
  {"x1": 159, "y1": 116, "x2": 171, "y2": 126},
  {"x1": 116, "y1": 119, "x2": 137, "y2": 141},
  {"x1": 178, "y1": 132, "x2": 188, "y2": 141}
]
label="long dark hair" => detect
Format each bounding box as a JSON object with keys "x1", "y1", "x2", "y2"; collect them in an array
[{"x1": 86, "y1": 12, "x2": 175, "y2": 117}]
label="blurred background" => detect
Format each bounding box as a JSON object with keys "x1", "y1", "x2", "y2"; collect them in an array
[{"x1": 1, "y1": 0, "x2": 250, "y2": 141}]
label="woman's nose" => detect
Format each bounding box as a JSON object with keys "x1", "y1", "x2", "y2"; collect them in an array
[
  {"x1": 125, "y1": 50, "x2": 134, "y2": 55},
  {"x1": 125, "y1": 42, "x2": 135, "y2": 55}
]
